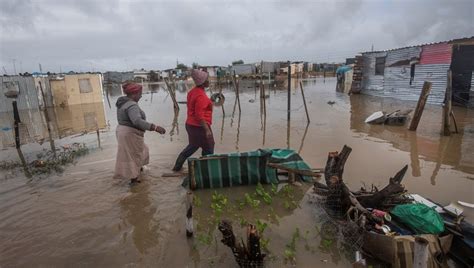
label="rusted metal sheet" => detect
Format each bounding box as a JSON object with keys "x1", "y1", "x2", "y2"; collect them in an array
[
  {"x1": 361, "y1": 52, "x2": 387, "y2": 96},
  {"x1": 420, "y1": 43, "x2": 452, "y2": 65},
  {"x1": 0, "y1": 76, "x2": 39, "y2": 113},
  {"x1": 386, "y1": 47, "x2": 421, "y2": 67}
]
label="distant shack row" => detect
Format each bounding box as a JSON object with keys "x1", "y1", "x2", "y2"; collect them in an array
[{"x1": 343, "y1": 36, "x2": 474, "y2": 108}]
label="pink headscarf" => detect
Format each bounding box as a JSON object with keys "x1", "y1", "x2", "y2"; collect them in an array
[
  {"x1": 191, "y1": 69, "x2": 209, "y2": 86},
  {"x1": 122, "y1": 83, "x2": 142, "y2": 95}
]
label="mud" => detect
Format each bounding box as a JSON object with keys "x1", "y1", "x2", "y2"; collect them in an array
[{"x1": 0, "y1": 78, "x2": 472, "y2": 267}]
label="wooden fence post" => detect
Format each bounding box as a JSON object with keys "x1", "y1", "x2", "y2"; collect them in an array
[
  {"x1": 38, "y1": 81, "x2": 56, "y2": 156},
  {"x1": 442, "y1": 70, "x2": 452, "y2": 136},
  {"x1": 409, "y1": 81, "x2": 432, "y2": 131},
  {"x1": 12, "y1": 101, "x2": 31, "y2": 177},
  {"x1": 413, "y1": 237, "x2": 429, "y2": 268},
  {"x1": 299, "y1": 81, "x2": 310, "y2": 123}
]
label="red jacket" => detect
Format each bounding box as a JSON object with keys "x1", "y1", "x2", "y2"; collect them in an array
[{"x1": 186, "y1": 86, "x2": 213, "y2": 126}]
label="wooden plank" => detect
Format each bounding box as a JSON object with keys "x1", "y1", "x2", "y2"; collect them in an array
[
  {"x1": 299, "y1": 81, "x2": 310, "y2": 123},
  {"x1": 408, "y1": 81, "x2": 432, "y2": 131},
  {"x1": 267, "y1": 162, "x2": 323, "y2": 177},
  {"x1": 442, "y1": 70, "x2": 452, "y2": 136}
]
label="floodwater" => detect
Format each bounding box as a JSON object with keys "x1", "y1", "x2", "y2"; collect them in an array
[{"x1": 0, "y1": 78, "x2": 473, "y2": 267}]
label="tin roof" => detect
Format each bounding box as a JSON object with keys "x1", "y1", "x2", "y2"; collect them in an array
[{"x1": 361, "y1": 36, "x2": 474, "y2": 55}]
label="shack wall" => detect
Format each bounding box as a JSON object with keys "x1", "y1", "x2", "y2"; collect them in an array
[
  {"x1": 383, "y1": 47, "x2": 422, "y2": 101},
  {"x1": 50, "y1": 74, "x2": 103, "y2": 106},
  {"x1": 0, "y1": 76, "x2": 39, "y2": 112},
  {"x1": 361, "y1": 51, "x2": 387, "y2": 96},
  {"x1": 232, "y1": 64, "x2": 256, "y2": 75}
]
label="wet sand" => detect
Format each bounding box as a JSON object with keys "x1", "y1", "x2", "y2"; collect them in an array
[{"x1": 0, "y1": 78, "x2": 472, "y2": 267}]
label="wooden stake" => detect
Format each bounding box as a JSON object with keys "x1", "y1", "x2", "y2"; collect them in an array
[
  {"x1": 450, "y1": 111, "x2": 458, "y2": 134},
  {"x1": 409, "y1": 81, "x2": 432, "y2": 131},
  {"x1": 299, "y1": 81, "x2": 310, "y2": 123},
  {"x1": 413, "y1": 237, "x2": 429, "y2": 268},
  {"x1": 442, "y1": 70, "x2": 452, "y2": 136},
  {"x1": 38, "y1": 81, "x2": 56, "y2": 157},
  {"x1": 12, "y1": 101, "x2": 31, "y2": 177},
  {"x1": 185, "y1": 191, "x2": 194, "y2": 237}
]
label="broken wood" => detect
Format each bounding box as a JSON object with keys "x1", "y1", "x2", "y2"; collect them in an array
[
  {"x1": 413, "y1": 237, "x2": 429, "y2": 268},
  {"x1": 442, "y1": 70, "x2": 452, "y2": 136},
  {"x1": 409, "y1": 81, "x2": 432, "y2": 131},
  {"x1": 299, "y1": 81, "x2": 310, "y2": 123},
  {"x1": 12, "y1": 101, "x2": 31, "y2": 178},
  {"x1": 321, "y1": 145, "x2": 409, "y2": 218},
  {"x1": 218, "y1": 220, "x2": 265, "y2": 267},
  {"x1": 186, "y1": 191, "x2": 194, "y2": 237},
  {"x1": 450, "y1": 111, "x2": 458, "y2": 134},
  {"x1": 267, "y1": 162, "x2": 323, "y2": 178}
]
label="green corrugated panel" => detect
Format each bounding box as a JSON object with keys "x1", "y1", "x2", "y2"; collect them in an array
[{"x1": 187, "y1": 149, "x2": 312, "y2": 190}]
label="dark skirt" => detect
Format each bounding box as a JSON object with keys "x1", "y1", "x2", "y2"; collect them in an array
[{"x1": 186, "y1": 123, "x2": 215, "y2": 152}]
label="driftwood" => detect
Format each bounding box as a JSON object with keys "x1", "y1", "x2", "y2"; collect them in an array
[
  {"x1": 320, "y1": 145, "x2": 409, "y2": 218},
  {"x1": 218, "y1": 220, "x2": 265, "y2": 267}
]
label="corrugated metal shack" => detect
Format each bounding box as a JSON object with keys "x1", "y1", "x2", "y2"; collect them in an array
[
  {"x1": 0, "y1": 76, "x2": 46, "y2": 149},
  {"x1": 0, "y1": 76, "x2": 40, "y2": 112},
  {"x1": 359, "y1": 37, "x2": 474, "y2": 106},
  {"x1": 103, "y1": 71, "x2": 134, "y2": 84},
  {"x1": 231, "y1": 64, "x2": 256, "y2": 76}
]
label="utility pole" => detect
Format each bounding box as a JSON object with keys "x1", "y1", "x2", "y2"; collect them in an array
[
  {"x1": 2, "y1": 66, "x2": 7, "y2": 75},
  {"x1": 12, "y1": 59, "x2": 17, "y2": 74},
  {"x1": 39, "y1": 63, "x2": 43, "y2": 73}
]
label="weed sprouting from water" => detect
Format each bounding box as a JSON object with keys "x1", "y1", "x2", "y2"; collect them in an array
[{"x1": 0, "y1": 143, "x2": 89, "y2": 176}]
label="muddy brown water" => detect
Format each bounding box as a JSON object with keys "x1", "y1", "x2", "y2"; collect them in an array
[{"x1": 0, "y1": 78, "x2": 472, "y2": 267}]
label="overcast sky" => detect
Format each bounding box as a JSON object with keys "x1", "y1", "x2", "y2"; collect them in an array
[{"x1": 0, "y1": 0, "x2": 473, "y2": 73}]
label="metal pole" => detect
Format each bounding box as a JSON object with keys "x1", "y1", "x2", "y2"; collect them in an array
[
  {"x1": 287, "y1": 62, "x2": 291, "y2": 149},
  {"x1": 287, "y1": 62, "x2": 291, "y2": 122}
]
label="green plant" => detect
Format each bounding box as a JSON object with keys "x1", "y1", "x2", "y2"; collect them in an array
[
  {"x1": 255, "y1": 183, "x2": 272, "y2": 205},
  {"x1": 255, "y1": 219, "x2": 268, "y2": 234},
  {"x1": 196, "y1": 232, "x2": 213, "y2": 246},
  {"x1": 270, "y1": 183, "x2": 278, "y2": 195},
  {"x1": 211, "y1": 191, "x2": 228, "y2": 216},
  {"x1": 244, "y1": 193, "x2": 260, "y2": 208},
  {"x1": 193, "y1": 195, "x2": 202, "y2": 207},
  {"x1": 284, "y1": 228, "x2": 300, "y2": 263}
]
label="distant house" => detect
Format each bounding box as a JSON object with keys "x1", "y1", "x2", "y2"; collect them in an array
[
  {"x1": 133, "y1": 70, "x2": 149, "y2": 82},
  {"x1": 303, "y1": 62, "x2": 313, "y2": 72},
  {"x1": 259, "y1": 62, "x2": 280, "y2": 74},
  {"x1": 198, "y1": 66, "x2": 220, "y2": 77},
  {"x1": 358, "y1": 37, "x2": 474, "y2": 106},
  {"x1": 231, "y1": 64, "x2": 256, "y2": 76},
  {"x1": 103, "y1": 71, "x2": 134, "y2": 84},
  {"x1": 49, "y1": 74, "x2": 104, "y2": 107},
  {"x1": 292, "y1": 62, "x2": 304, "y2": 73}
]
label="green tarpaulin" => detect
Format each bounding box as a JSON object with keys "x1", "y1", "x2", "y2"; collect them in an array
[{"x1": 187, "y1": 149, "x2": 313, "y2": 190}]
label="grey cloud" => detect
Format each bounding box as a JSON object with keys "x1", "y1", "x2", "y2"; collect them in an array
[{"x1": 0, "y1": 0, "x2": 473, "y2": 73}]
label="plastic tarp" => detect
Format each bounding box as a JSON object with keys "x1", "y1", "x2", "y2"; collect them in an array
[
  {"x1": 391, "y1": 203, "x2": 445, "y2": 234},
  {"x1": 336, "y1": 65, "x2": 352, "y2": 74}
]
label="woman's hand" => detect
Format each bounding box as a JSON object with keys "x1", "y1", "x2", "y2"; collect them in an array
[{"x1": 154, "y1": 125, "x2": 166, "y2": 134}]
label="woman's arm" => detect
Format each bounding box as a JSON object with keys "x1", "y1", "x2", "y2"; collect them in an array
[{"x1": 127, "y1": 104, "x2": 153, "y2": 131}]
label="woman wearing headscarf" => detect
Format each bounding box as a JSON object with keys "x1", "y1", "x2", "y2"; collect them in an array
[
  {"x1": 115, "y1": 82, "x2": 166, "y2": 185},
  {"x1": 172, "y1": 69, "x2": 214, "y2": 171}
]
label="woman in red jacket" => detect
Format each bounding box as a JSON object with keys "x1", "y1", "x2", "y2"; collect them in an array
[{"x1": 172, "y1": 69, "x2": 214, "y2": 171}]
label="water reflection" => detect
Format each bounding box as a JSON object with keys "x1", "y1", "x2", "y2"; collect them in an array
[
  {"x1": 0, "y1": 102, "x2": 107, "y2": 149},
  {"x1": 349, "y1": 94, "x2": 474, "y2": 176},
  {"x1": 119, "y1": 183, "x2": 159, "y2": 254},
  {"x1": 48, "y1": 102, "x2": 107, "y2": 138}
]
